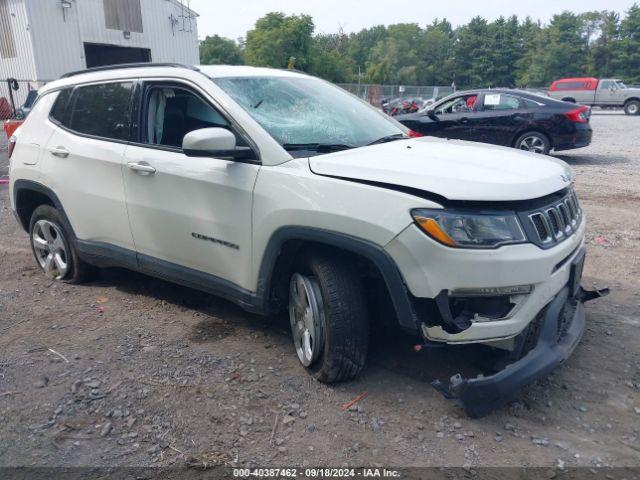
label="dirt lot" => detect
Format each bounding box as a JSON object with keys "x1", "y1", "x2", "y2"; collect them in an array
[{"x1": 0, "y1": 112, "x2": 639, "y2": 471}]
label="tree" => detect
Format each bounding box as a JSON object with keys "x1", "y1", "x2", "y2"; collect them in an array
[
  {"x1": 416, "y1": 19, "x2": 455, "y2": 85},
  {"x1": 200, "y1": 35, "x2": 244, "y2": 65},
  {"x1": 590, "y1": 11, "x2": 620, "y2": 77},
  {"x1": 515, "y1": 17, "x2": 545, "y2": 86},
  {"x1": 614, "y1": 3, "x2": 640, "y2": 82},
  {"x1": 364, "y1": 23, "x2": 422, "y2": 84},
  {"x1": 309, "y1": 32, "x2": 355, "y2": 82},
  {"x1": 454, "y1": 16, "x2": 492, "y2": 87},
  {"x1": 244, "y1": 12, "x2": 315, "y2": 70},
  {"x1": 208, "y1": 6, "x2": 640, "y2": 88}
]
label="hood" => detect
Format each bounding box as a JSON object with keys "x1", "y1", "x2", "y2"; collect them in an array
[{"x1": 309, "y1": 137, "x2": 573, "y2": 202}]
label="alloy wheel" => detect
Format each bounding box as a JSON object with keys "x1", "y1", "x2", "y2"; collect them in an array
[
  {"x1": 518, "y1": 135, "x2": 546, "y2": 154},
  {"x1": 289, "y1": 273, "x2": 325, "y2": 367},
  {"x1": 32, "y1": 219, "x2": 69, "y2": 279}
]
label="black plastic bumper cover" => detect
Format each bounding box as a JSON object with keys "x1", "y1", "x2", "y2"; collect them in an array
[{"x1": 432, "y1": 284, "x2": 608, "y2": 418}]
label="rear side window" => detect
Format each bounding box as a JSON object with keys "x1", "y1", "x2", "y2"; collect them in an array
[
  {"x1": 520, "y1": 98, "x2": 541, "y2": 109},
  {"x1": 49, "y1": 89, "x2": 72, "y2": 124},
  {"x1": 556, "y1": 81, "x2": 588, "y2": 90},
  {"x1": 68, "y1": 82, "x2": 134, "y2": 141},
  {"x1": 482, "y1": 93, "x2": 520, "y2": 111}
]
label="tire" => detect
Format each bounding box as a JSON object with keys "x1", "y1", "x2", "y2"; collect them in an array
[
  {"x1": 624, "y1": 100, "x2": 640, "y2": 116},
  {"x1": 514, "y1": 131, "x2": 551, "y2": 155},
  {"x1": 29, "y1": 205, "x2": 96, "y2": 284},
  {"x1": 288, "y1": 252, "x2": 369, "y2": 383},
  {"x1": 562, "y1": 98, "x2": 576, "y2": 103}
]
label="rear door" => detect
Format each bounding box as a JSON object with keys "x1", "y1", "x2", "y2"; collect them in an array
[
  {"x1": 472, "y1": 93, "x2": 531, "y2": 146},
  {"x1": 122, "y1": 80, "x2": 259, "y2": 290},
  {"x1": 40, "y1": 81, "x2": 136, "y2": 252}
]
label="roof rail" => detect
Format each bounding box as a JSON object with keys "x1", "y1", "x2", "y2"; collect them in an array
[{"x1": 60, "y1": 63, "x2": 200, "y2": 79}]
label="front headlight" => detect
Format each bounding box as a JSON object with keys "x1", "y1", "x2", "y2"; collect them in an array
[{"x1": 411, "y1": 209, "x2": 526, "y2": 249}]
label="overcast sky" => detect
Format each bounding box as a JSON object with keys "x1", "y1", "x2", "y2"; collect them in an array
[{"x1": 189, "y1": 0, "x2": 637, "y2": 40}]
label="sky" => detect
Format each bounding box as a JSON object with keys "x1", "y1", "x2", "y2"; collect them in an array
[{"x1": 188, "y1": 0, "x2": 637, "y2": 40}]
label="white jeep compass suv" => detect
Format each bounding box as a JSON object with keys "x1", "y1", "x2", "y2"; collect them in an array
[{"x1": 8, "y1": 64, "x2": 607, "y2": 417}]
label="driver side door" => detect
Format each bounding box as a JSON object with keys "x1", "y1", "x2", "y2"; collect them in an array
[
  {"x1": 122, "y1": 80, "x2": 260, "y2": 291},
  {"x1": 412, "y1": 95, "x2": 477, "y2": 140}
]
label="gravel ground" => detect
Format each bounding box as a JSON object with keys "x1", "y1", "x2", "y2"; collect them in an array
[{"x1": 0, "y1": 112, "x2": 639, "y2": 471}]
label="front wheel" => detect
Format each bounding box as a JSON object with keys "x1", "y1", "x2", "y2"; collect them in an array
[
  {"x1": 514, "y1": 132, "x2": 551, "y2": 155},
  {"x1": 624, "y1": 100, "x2": 640, "y2": 115},
  {"x1": 288, "y1": 253, "x2": 369, "y2": 383}
]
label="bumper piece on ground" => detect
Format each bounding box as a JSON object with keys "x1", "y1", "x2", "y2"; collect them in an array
[{"x1": 431, "y1": 284, "x2": 608, "y2": 418}]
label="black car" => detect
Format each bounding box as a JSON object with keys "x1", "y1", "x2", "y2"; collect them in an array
[{"x1": 396, "y1": 89, "x2": 592, "y2": 154}]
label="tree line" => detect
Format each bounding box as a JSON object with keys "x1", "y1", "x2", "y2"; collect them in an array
[{"x1": 199, "y1": 4, "x2": 640, "y2": 88}]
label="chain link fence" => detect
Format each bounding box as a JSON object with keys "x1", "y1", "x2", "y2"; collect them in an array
[{"x1": 338, "y1": 83, "x2": 454, "y2": 107}]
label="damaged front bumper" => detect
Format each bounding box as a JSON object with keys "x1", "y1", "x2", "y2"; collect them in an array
[{"x1": 432, "y1": 283, "x2": 608, "y2": 418}]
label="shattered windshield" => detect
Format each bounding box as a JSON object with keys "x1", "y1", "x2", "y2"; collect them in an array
[{"x1": 214, "y1": 76, "x2": 403, "y2": 152}]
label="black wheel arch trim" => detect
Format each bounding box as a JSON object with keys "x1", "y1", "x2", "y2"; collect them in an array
[
  {"x1": 12, "y1": 180, "x2": 78, "y2": 238},
  {"x1": 256, "y1": 226, "x2": 420, "y2": 333}
]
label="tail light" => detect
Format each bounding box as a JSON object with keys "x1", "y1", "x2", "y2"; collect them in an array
[
  {"x1": 408, "y1": 129, "x2": 424, "y2": 138},
  {"x1": 8, "y1": 135, "x2": 16, "y2": 159},
  {"x1": 564, "y1": 106, "x2": 590, "y2": 124}
]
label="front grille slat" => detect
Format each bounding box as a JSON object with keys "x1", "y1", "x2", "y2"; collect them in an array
[{"x1": 526, "y1": 190, "x2": 582, "y2": 247}]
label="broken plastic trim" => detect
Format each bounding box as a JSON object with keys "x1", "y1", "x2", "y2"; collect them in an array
[
  {"x1": 431, "y1": 285, "x2": 609, "y2": 418},
  {"x1": 434, "y1": 290, "x2": 473, "y2": 333}
]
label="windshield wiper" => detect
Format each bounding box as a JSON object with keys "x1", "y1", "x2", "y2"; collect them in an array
[
  {"x1": 282, "y1": 143, "x2": 356, "y2": 153},
  {"x1": 367, "y1": 134, "x2": 406, "y2": 146}
]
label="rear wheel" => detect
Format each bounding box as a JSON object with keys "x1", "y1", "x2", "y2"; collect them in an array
[
  {"x1": 624, "y1": 100, "x2": 640, "y2": 115},
  {"x1": 288, "y1": 252, "x2": 369, "y2": 383},
  {"x1": 514, "y1": 132, "x2": 551, "y2": 155},
  {"x1": 29, "y1": 205, "x2": 96, "y2": 284}
]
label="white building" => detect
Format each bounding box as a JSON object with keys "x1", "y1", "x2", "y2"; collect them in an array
[{"x1": 0, "y1": 0, "x2": 199, "y2": 106}]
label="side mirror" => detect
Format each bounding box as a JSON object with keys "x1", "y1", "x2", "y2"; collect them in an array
[
  {"x1": 182, "y1": 128, "x2": 256, "y2": 161},
  {"x1": 426, "y1": 108, "x2": 438, "y2": 119}
]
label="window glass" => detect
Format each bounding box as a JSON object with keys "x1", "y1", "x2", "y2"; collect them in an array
[
  {"x1": 103, "y1": 0, "x2": 143, "y2": 33},
  {"x1": 599, "y1": 80, "x2": 613, "y2": 90},
  {"x1": 214, "y1": 76, "x2": 402, "y2": 149},
  {"x1": 434, "y1": 94, "x2": 478, "y2": 114},
  {"x1": 69, "y1": 82, "x2": 133, "y2": 140},
  {"x1": 520, "y1": 98, "x2": 541, "y2": 109},
  {"x1": 556, "y1": 81, "x2": 587, "y2": 90},
  {"x1": 483, "y1": 93, "x2": 520, "y2": 111},
  {"x1": 143, "y1": 86, "x2": 229, "y2": 148},
  {"x1": 50, "y1": 89, "x2": 73, "y2": 124}
]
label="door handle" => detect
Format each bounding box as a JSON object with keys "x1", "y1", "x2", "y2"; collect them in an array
[
  {"x1": 460, "y1": 117, "x2": 469, "y2": 124},
  {"x1": 49, "y1": 146, "x2": 69, "y2": 158},
  {"x1": 127, "y1": 162, "x2": 156, "y2": 175}
]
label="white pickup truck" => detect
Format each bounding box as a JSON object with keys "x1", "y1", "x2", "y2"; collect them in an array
[{"x1": 548, "y1": 77, "x2": 640, "y2": 115}]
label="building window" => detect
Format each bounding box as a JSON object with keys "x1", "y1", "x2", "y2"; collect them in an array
[
  {"x1": 104, "y1": 0, "x2": 143, "y2": 33},
  {"x1": 0, "y1": 0, "x2": 17, "y2": 59}
]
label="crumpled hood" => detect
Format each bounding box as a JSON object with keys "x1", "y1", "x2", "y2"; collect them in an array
[{"x1": 309, "y1": 137, "x2": 574, "y2": 201}]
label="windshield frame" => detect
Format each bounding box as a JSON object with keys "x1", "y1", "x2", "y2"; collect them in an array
[{"x1": 212, "y1": 74, "x2": 407, "y2": 156}]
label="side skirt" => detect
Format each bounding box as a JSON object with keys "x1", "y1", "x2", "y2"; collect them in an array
[{"x1": 76, "y1": 240, "x2": 263, "y2": 314}]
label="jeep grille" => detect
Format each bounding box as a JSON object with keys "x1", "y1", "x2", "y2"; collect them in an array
[{"x1": 526, "y1": 190, "x2": 582, "y2": 246}]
